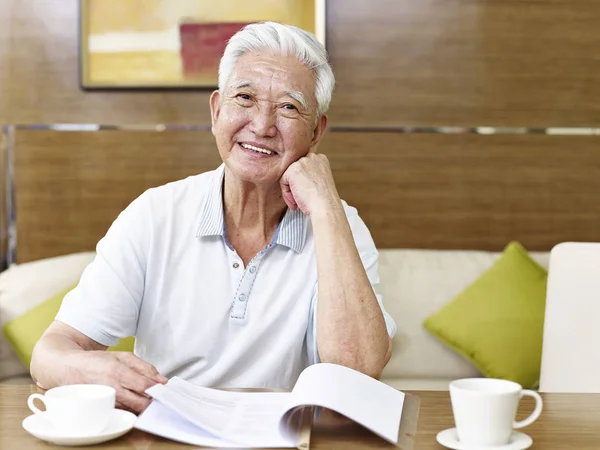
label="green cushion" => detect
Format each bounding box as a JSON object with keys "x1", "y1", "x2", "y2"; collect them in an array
[
  {"x1": 2, "y1": 284, "x2": 135, "y2": 368},
  {"x1": 423, "y1": 242, "x2": 548, "y2": 389}
]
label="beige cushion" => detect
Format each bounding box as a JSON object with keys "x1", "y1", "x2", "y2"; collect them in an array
[
  {"x1": 378, "y1": 249, "x2": 550, "y2": 381},
  {"x1": 0, "y1": 252, "x2": 95, "y2": 380},
  {"x1": 381, "y1": 377, "x2": 453, "y2": 391}
]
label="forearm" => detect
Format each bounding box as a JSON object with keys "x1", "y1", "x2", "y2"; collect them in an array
[
  {"x1": 312, "y1": 199, "x2": 390, "y2": 378},
  {"x1": 30, "y1": 326, "x2": 106, "y2": 389}
]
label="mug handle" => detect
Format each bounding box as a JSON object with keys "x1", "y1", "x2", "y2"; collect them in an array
[
  {"x1": 513, "y1": 389, "x2": 543, "y2": 429},
  {"x1": 27, "y1": 393, "x2": 47, "y2": 415}
]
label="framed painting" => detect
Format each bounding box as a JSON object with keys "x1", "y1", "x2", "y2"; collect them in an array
[{"x1": 79, "y1": 0, "x2": 326, "y2": 89}]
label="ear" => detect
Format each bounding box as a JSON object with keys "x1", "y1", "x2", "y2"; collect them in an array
[
  {"x1": 209, "y1": 90, "x2": 221, "y2": 136},
  {"x1": 308, "y1": 114, "x2": 328, "y2": 153}
]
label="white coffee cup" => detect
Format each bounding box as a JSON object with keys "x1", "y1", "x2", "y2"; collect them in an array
[
  {"x1": 27, "y1": 384, "x2": 116, "y2": 435},
  {"x1": 449, "y1": 378, "x2": 543, "y2": 446}
]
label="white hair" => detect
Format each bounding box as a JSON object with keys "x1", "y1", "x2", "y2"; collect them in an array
[{"x1": 218, "y1": 21, "x2": 335, "y2": 117}]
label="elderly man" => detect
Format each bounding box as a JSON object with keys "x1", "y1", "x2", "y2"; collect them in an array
[{"x1": 30, "y1": 22, "x2": 396, "y2": 413}]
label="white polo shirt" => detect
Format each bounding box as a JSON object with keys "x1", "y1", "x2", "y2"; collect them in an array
[{"x1": 56, "y1": 164, "x2": 396, "y2": 389}]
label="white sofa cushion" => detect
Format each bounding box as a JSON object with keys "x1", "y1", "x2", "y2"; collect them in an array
[
  {"x1": 0, "y1": 252, "x2": 95, "y2": 380},
  {"x1": 378, "y1": 249, "x2": 549, "y2": 382},
  {"x1": 540, "y1": 242, "x2": 600, "y2": 393}
]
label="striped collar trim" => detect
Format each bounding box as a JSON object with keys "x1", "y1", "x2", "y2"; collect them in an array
[{"x1": 196, "y1": 165, "x2": 307, "y2": 253}]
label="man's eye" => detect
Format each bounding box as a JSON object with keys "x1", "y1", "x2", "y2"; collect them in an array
[
  {"x1": 283, "y1": 103, "x2": 297, "y2": 110},
  {"x1": 237, "y1": 93, "x2": 251, "y2": 100}
]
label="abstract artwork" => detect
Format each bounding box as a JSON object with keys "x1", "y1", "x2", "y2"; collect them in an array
[{"x1": 79, "y1": 0, "x2": 325, "y2": 89}]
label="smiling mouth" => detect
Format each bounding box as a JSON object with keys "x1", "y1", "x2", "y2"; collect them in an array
[{"x1": 239, "y1": 142, "x2": 277, "y2": 156}]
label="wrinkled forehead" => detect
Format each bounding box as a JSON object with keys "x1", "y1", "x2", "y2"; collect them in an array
[{"x1": 226, "y1": 52, "x2": 317, "y2": 105}]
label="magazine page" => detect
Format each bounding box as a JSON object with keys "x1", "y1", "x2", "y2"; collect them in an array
[
  {"x1": 136, "y1": 363, "x2": 404, "y2": 447},
  {"x1": 135, "y1": 401, "x2": 245, "y2": 448},
  {"x1": 279, "y1": 363, "x2": 405, "y2": 444},
  {"x1": 138, "y1": 378, "x2": 297, "y2": 448}
]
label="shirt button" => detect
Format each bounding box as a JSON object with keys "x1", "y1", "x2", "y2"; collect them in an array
[
  {"x1": 233, "y1": 262, "x2": 239, "y2": 269},
  {"x1": 249, "y1": 266, "x2": 257, "y2": 274},
  {"x1": 239, "y1": 293, "x2": 247, "y2": 302}
]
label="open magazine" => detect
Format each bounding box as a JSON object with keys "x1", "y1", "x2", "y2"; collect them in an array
[{"x1": 134, "y1": 363, "x2": 406, "y2": 448}]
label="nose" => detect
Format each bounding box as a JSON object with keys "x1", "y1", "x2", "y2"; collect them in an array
[{"x1": 249, "y1": 104, "x2": 277, "y2": 138}]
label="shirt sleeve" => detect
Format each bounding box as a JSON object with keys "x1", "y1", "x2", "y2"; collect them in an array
[
  {"x1": 306, "y1": 202, "x2": 397, "y2": 365},
  {"x1": 55, "y1": 191, "x2": 151, "y2": 347}
]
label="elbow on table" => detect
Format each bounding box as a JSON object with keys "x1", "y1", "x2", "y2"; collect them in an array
[
  {"x1": 29, "y1": 338, "x2": 50, "y2": 390},
  {"x1": 319, "y1": 336, "x2": 393, "y2": 380}
]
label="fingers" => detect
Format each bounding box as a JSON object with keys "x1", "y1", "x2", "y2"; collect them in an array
[
  {"x1": 116, "y1": 352, "x2": 167, "y2": 384},
  {"x1": 119, "y1": 364, "x2": 159, "y2": 396},
  {"x1": 115, "y1": 400, "x2": 137, "y2": 414},
  {"x1": 282, "y1": 186, "x2": 298, "y2": 211},
  {"x1": 279, "y1": 175, "x2": 298, "y2": 211},
  {"x1": 112, "y1": 356, "x2": 159, "y2": 414},
  {"x1": 62, "y1": 351, "x2": 162, "y2": 415},
  {"x1": 115, "y1": 387, "x2": 152, "y2": 414}
]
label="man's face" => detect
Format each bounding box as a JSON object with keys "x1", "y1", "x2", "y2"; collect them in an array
[{"x1": 210, "y1": 51, "x2": 327, "y2": 186}]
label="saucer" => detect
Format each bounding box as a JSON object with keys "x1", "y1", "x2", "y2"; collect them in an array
[
  {"x1": 22, "y1": 409, "x2": 137, "y2": 446},
  {"x1": 436, "y1": 428, "x2": 532, "y2": 450}
]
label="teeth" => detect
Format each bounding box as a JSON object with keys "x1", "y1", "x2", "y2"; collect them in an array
[{"x1": 241, "y1": 143, "x2": 274, "y2": 155}]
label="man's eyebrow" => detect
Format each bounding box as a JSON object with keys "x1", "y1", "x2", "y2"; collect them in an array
[
  {"x1": 229, "y1": 80, "x2": 253, "y2": 91},
  {"x1": 285, "y1": 91, "x2": 309, "y2": 111},
  {"x1": 229, "y1": 81, "x2": 309, "y2": 111}
]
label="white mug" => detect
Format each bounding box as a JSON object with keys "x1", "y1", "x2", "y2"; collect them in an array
[
  {"x1": 450, "y1": 378, "x2": 543, "y2": 446},
  {"x1": 27, "y1": 384, "x2": 116, "y2": 435}
]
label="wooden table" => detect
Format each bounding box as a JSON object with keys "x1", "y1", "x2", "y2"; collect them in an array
[{"x1": 2, "y1": 385, "x2": 600, "y2": 449}]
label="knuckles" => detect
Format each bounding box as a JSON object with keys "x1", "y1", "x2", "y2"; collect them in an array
[{"x1": 289, "y1": 154, "x2": 331, "y2": 177}]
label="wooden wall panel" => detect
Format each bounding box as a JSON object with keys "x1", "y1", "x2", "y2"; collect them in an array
[
  {"x1": 0, "y1": 129, "x2": 7, "y2": 269},
  {"x1": 4, "y1": 0, "x2": 600, "y2": 126},
  {"x1": 0, "y1": 1, "x2": 9, "y2": 266},
  {"x1": 13, "y1": 130, "x2": 222, "y2": 262},
  {"x1": 322, "y1": 132, "x2": 600, "y2": 250},
  {"x1": 0, "y1": 2, "x2": 10, "y2": 123},
  {"x1": 12, "y1": 129, "x2": 600, "y2": 262},
  {"x1": 325, "y1": 0, "x2": 600, "y2": 127},
  {"x1": 5, "y1": 1, "x2": 600, "y2": 262}
]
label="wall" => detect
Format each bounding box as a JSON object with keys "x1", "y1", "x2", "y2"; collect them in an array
[
  {"x1": 1, "y1": 0, "x2": 599, "y2": 126},
  {"x1": 2, "y1": 0, "x2": 600, "y2": 258}
]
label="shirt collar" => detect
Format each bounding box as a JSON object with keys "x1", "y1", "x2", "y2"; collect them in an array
[
  {"x1": 276, "y1": 207, "x2": 307, "y2": 253},
  {"x1": 196, "y1": 164, "x2": 307, "y2": 253},
  {"x1": 196, "y1": 164, "x2": 226, "y2": 237}
]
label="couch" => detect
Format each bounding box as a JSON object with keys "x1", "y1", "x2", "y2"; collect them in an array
[
  {"x1": 378, "y1": 248, "x2": 549, "y2": 390},
  {"x1": 0, "y1": 249, "x2": 550, "y2": 389}
]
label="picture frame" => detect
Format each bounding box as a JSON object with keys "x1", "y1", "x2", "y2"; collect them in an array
[{"x1": 79, "y1": 0, "x2": 326, "y2": 90}]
